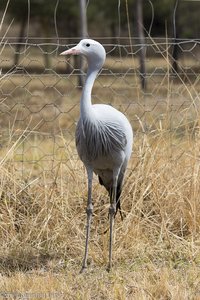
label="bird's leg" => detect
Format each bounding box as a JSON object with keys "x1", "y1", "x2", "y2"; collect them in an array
[
  {"x1": 80, "y1": 168, "x2": 93, "y2": 273},
  {"x1": 107, "y1": 170, "x2": 119, "y2": 272}
]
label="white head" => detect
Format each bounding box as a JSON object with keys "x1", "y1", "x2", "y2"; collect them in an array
[{"x1": 60, "y1": 39, "x2": 106, "y2": 70}]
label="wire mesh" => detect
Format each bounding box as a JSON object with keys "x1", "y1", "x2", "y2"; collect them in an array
[{"x1": 0, "y1": 37, "x2": 200, "y2": 180}]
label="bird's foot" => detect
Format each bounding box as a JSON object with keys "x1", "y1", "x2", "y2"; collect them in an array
[
  {"x1": 106, "y1": 264, "x2": 111, "y2": 273},
  {"x1": 80, "y1": 265, "x2": 87, "y2": 274}
]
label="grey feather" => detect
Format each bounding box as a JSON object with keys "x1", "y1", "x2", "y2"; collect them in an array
[{"x1": 76, "y1": 118, "x2": 127, "y2": 162}]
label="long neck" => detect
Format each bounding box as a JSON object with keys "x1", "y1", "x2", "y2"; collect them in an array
[{"x1": 80, "y1": 66, "x2": 99, "y2": 120}]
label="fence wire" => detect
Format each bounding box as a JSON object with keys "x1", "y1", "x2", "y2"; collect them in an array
[{"x1": 0, "y1": 37, "x2": 200, "y2": 179}]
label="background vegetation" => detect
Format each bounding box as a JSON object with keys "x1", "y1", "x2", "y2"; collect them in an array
[{"x1": 1, "y1": 0, "x2": 200, "y2": 39}]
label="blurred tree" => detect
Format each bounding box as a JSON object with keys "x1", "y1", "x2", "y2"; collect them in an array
[
  {"x1": 171, "y1": 0, "x2": 180, "y2": 75},
  {"x1": 79, "y1": 0, "x2": 88, "y2": 88},
  {"x1": 136, "y1": 0, "x2": 146, "y2": 90},
  {"x1": 143, "y1": 0, "x2": 175, "y2": 36},
  {"x1": 0, "y1": 0, "x2": 79, "y2": 67},
  {"x1": 0, "y1": 0, "x2": 29, "y2": 65},
  {"x1": 88, "y1": 0, "x2": 134, "y2": 45},
  {"x1": 177, "y1": 1, "x2": 200, "y2": 38},
  {"x1": 1, "y1": 0, "x2": 199, "y2": 40},
  {"x1": 0, "y1": 0, "x2": 200, "y2": 73}
]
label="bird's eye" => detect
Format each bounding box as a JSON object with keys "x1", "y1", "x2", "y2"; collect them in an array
[{"x1": 86, "y1": 43, "x2": 90, "y2": 47}]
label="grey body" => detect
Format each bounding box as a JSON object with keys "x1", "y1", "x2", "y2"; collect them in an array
[
  {"x1": 76, "y1": 104, "x2": 129, "y2": 197},
  {"x1": 60, "y1": 39, "x2": 133, "y2": 272}
]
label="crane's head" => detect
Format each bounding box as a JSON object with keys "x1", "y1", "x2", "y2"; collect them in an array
[{"x1": 60, "y1": 39, "x2": 106, "y2": 70}]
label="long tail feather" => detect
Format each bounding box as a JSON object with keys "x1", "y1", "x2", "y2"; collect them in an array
[
  {"x1": 98, "y1": 175, "x2": 124, "y2": 220},
  {"x1": 115, "y1": 183, "x2": 123, "y2": 220}
]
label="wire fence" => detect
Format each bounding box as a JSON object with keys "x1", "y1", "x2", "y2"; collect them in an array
[{"x1": 0, "y1": 37, "x2": 200, "y2": 179}]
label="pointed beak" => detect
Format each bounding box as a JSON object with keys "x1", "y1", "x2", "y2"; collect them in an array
[{"x1": 60, "y1": 47, "x2": 80, "y2": 56}]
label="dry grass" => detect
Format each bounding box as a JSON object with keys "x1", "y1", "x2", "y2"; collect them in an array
[
  {"x1": 0, "y1": 118, "x2": 200, "y2": 298},
  {"x1": 0, "y1": 41, "x2": 200, "y2": 298}
]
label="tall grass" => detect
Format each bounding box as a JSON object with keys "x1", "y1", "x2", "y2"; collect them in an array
[{"x1": 0, "y1": 116, "x2": 200, "y2": 298}]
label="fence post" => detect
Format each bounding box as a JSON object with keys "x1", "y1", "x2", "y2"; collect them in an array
[
  {"x1": 79, "y1": 0, "x2": 88, "y2": 88},
  {"x1": 136, "y1": 0, "x2": 146, "y2": 91},
  {"x1": 171, "y1": 0, "x2": 180, "y2": 76}
]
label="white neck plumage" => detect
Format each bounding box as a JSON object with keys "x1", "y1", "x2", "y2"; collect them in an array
[{"x1": 80, "y1": 64, "x2": 99, "y2": 121}]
